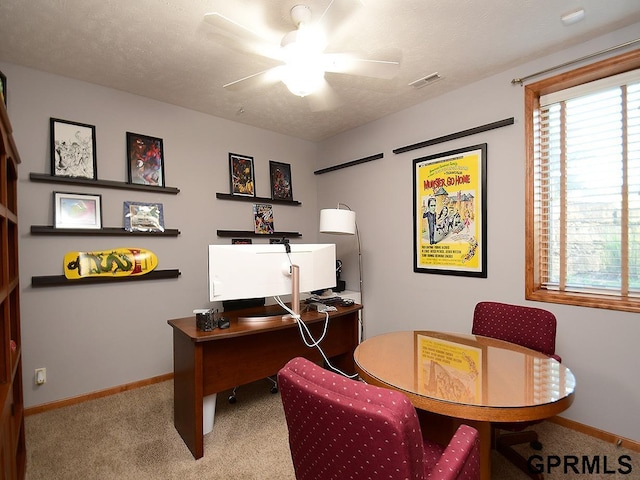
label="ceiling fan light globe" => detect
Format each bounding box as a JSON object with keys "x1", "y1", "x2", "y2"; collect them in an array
[
  {"x1": 281, "y1": 27, "x2": 325, "y2": 54},
  {"x1": 282, "y1": 64, "x2": 325, "y2": 97},
  {"x1": 281, "y1": 37, "x2": 326, "y2": 97}
]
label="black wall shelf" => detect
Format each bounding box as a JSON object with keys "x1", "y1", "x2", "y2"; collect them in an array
[
  {"x1": 314, "y1": 153, "x2": 384, "y2": 175},
  {"x1": 29, "y1": 173, "x2": 180, "y2": 194},
  {"x1": 31, "y1": 269, "x2": 181, "y2": 287},
  {"x1": 216, "y1": 192, "x2": 301, "y2": 206},
  {"x1": 392, "y1": 117, "x2": 515, "y2": 154},
  {"x1": 30, "y1": 225, "x2": 181, "y2": 236},
  {"x1": 217, "y1": 230, "x2": 301, "y2": 238}
]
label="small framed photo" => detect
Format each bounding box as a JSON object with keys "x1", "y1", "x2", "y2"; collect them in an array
[
  {"x1": 127, "y1": 132, "x2": 165, "y2": 187},
  {"x1": 269, "y1": 161, "x2": 293, "y2": 201},
  {"x1": 50, "y1": 118, "x2": 97, "y2": 180},
  {"x1": 123, "y1": 201, "x2": 165, "y2": 232},
  {"x1": 54, "y1": 192, "x2": 102, "y2": 229},
  {"x1": 0, "y1": 70, "x2": 6, "y2": 106},
  {"x1": 229, "y1": 153, "x2": 255, "y2": 196},
  {"x1": 232, "y1": 238, "x2": 252, "y2": 244}
]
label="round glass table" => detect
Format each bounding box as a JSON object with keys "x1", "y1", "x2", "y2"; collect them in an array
[{"x1": 354, "y1": 330, "x2": 576, "y2": 480}]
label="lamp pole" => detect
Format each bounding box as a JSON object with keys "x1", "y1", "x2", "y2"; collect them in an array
[{"x1": 324, "y1": 203, "x2": 364, "y2": 341}]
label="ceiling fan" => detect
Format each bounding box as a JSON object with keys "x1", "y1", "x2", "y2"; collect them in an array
[{"x1": 204, "y1": 1, "x2": 400, "y2": 110}]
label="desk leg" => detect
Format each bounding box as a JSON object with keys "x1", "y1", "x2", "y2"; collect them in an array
[{"x1": 172, "y1": 331, "x2": 204, "y2": 459}]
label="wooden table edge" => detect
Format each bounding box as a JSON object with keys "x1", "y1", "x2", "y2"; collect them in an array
[{"x1": 355, "y1": 367, "x2": 575, "y2": 423}]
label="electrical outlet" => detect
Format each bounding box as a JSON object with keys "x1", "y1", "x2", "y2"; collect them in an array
[{"x1": 35, "y1": 368, "x2": 46, "y2": 385}]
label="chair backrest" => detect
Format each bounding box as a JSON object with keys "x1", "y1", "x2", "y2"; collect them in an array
[
  {"x1": 278, "y1": 357, "x2": 426, "y2": 480},
  {"x1": 472, "y1": 301, "x2": 559, "y2": 359}
]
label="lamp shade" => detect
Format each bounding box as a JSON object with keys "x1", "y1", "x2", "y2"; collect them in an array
[{"x1": 319, "y1": 208, "x2": 356, "y2": 235}]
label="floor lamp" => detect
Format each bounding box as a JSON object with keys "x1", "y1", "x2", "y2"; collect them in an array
[{"x1": 319, "y1": 204, "x2": 364, "y2": 340}]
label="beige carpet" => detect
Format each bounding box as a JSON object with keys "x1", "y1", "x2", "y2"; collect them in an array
[{"x1": 25, "y1": 379, "x2": 636, "y2": 479}]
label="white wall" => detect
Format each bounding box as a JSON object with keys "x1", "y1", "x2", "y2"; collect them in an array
[
  {"x1": 0, "y1": 62, "x2": 319, "y2": 409},
  {"x1": 317, "y1": 24, "x2": 640, "y2": 442}
]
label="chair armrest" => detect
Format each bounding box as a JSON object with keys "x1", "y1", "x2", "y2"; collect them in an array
[{"x1": 428, "y1": 424, "x2": 480, "y2": 480}]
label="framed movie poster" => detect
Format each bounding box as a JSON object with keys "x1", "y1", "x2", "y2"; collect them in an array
[
  {"x1": 126, "y1": 132, "x2": 165, "y2": 187},
  {"x1": 269, "y1": 161, "x2": 293, "y2": 200},
  {"x1": 229, "y1": 153, "x2": 255, "y2": 196},
  {"x1": 50, "y1": 118, "x2": 98, "y2": 179},
  {"x1": 412, "y1": 144, "x2": 487, "y2": 278}
]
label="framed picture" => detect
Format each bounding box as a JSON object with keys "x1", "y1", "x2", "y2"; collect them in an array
[
  {"x1": 123, "y1": 201, "x2": 165, "y2": 232},
  {"x1": 269, "y1": 161, "x2": 293, "y2": 200},
  {"x1": 126, "y1": 132, "x2": 165, "y2": 187},
  {"x1": 54, "y1": 192, "x2": 102, "y2": 229},
  {"x1": 253, "y1": 203, "x2": 274, "y2": 234},
  {"x1": 50, "y1": 118, "x2": 97, "y2": 180},
  {"x1": 412, "y1": 143, "x2": 487, "y2": 278},
  {"x1": 229, "y1": 153, "x2": 255, "y2": 196},
  {"x1": 0, "y1": 70, "x2": 6, "y2": 106}
]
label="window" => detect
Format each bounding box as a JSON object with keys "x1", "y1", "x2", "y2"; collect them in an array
[{"x1": 525, "y1": 49, "x2": 640, "y2": 313}]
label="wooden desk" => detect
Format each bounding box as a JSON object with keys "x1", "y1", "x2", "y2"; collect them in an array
[
  {"x1": 168, "y1": 303, "x2": 362, "y2": 459},
  {"x1": 354, "y1": 331, "x2": 576, "y2": 480}
]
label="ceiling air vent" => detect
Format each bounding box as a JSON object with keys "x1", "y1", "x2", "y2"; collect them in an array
[{"x1": 409, "y1": 72, "x2": 441, "y2": 89}]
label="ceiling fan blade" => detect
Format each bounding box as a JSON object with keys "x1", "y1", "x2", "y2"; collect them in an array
[
  {"x1": 316, "y1": 0, "x2": 363, "y2": 38},
  {"x1": 323, "y1": 53, "x2": 400, "y2": 79},
  {"x1": 204, "y1": 12, "x2": 273, "y2": 43},
  {"x1": 223, "y1": 68, "x2": 281, "y2": 91},
  {"x1": 204, "y1": 12, "x2": 283, "y2": 60},
  {"x1": 306, "y1": 79, "x2": 342, "y2": 112}
]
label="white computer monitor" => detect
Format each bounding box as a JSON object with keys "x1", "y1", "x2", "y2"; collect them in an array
[{"x1": 208, "y1": 243, "x2": 336, "y2": 308}]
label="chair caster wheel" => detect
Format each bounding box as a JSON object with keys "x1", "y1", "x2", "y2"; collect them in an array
[
  {"x1": 228, "y1": 395, "x2": 237, "y2": 404},
  {"x1": 270, "y1": 386, "x2": 279, "y2": 394},
  {"x1": 531, "y1": 440, "x2": 543, "y2": 451}
]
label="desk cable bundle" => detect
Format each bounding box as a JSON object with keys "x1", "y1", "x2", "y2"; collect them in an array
[
  {"x1": 272, "y1": 242, "x2": 359, "y2": 379},
  {"x1": 274, "y1": 295, "x2": 358, "y2": 379}
]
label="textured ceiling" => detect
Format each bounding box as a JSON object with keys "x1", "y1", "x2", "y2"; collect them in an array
[{"x1": 1, "y1": 0, "x2": 639, "y2": 142}]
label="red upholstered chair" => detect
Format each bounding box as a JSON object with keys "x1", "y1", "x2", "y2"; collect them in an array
[
  {"x1": 472, "y1": 301, "x2": 561, "y2": 480},
  {"x1": 278, "y1": 357, "x2": 480, "y2": 480}
]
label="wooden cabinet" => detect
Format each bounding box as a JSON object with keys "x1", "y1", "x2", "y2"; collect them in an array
[{"x1": 0, "y1": 101, "x2": 25, "y2": 479}]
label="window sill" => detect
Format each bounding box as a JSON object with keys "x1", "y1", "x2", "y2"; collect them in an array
[{"x1": 526, "y1": 288, "x2": 640, "y2": 314}]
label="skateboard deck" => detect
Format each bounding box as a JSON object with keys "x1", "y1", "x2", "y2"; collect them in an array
[{"x1": 64, "y1": 247, "x2": 158, "y2": 279}]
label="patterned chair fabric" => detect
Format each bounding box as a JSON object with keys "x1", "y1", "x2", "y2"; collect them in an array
[
  {"x1": 472, "y1": 301, "x2": 560, "y2": 361},
  {"x1": 278, "y1": 357, "x2": 480, "y2": 480},
  {"x1": 472, "y1": 301, "x2": 561, "y2": 480}
]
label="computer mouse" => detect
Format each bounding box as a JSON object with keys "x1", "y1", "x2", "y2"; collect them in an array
[{"x1": 218, "y1": 317, "x2": 230, "y2": 329}]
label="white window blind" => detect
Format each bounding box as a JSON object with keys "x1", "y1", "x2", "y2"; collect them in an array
[{"x1": 535, "y1": 69, "x2": 640, "y2": 296}]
